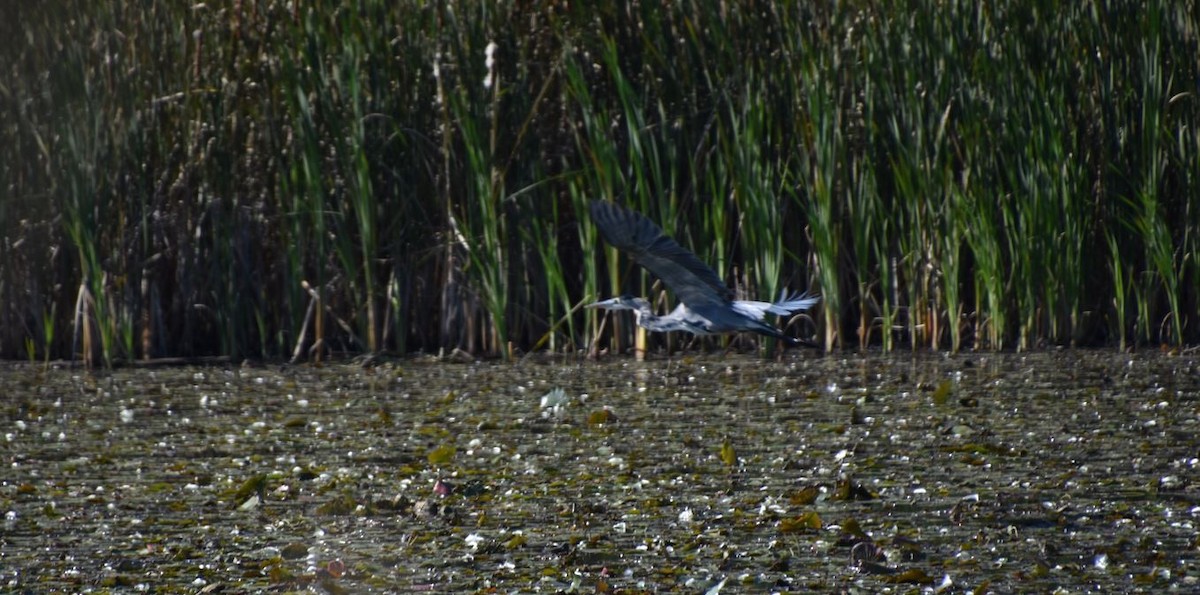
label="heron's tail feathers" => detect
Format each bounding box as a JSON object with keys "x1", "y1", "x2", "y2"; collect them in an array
[
  {"x1": 764, "y1": 290, "x2": 821, "y2": 315},
  {"x1": 731, "y1": 290, "x2": 820, "y2": 320}
]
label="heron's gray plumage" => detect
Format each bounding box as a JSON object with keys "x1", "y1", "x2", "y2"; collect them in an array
[
  {"x1": 587, "y1": 201, "x2": 820, "y2": 347},
  {"x1": 589, "y1": 201, "x2": 732, "y2": 309}
]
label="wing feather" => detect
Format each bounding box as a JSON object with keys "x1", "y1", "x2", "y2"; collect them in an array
[{"x1": 590, "y1": 201, "x2": 732, "y2": 308}]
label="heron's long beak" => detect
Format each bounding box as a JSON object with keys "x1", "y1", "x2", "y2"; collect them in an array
[{"x1": 585, "y1": 297, "x2": 622, "y2": 310}]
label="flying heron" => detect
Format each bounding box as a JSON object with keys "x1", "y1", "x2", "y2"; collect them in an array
[{"x1": 586, "y1": 200, "x2": 820, "y2": 347}]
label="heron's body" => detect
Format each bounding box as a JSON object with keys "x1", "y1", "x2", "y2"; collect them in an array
[{"x1": 587, "y1": 201, "x2": 820, "y2": 347}]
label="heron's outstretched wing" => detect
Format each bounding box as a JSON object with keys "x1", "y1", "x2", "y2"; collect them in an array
[{"x1": 590, "y1": 201, "x2": 732, "y2": 308}]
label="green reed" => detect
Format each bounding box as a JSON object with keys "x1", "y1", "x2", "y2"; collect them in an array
[
  {"x1": 564, "y1": 56, "x2": 627, "y2": 352},
  {"x1": 722, "y1": 84, "x2": 785, "y2": 354},
  {"x1": 2, "y1": 1, "x2": 1199, "y2": 360},
  {"x1": 1132, "y1": 33, "x2": 1183, "y2": 346},
  {"x1": 794, "y1": 70, "x2": 844, "y2": 352},
  {"x1": 56, "y1": 29, "x2": 125, "y2": 367},
  {"x1": 1107, "y1": 231, "x2": 1133, "y2": 351}
]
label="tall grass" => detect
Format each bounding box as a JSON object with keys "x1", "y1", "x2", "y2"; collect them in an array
[
  {"x1": 2, "y1": 1, "x2": 1199, "y2": 360},
  {"x1": 723, "y1": 84, "x2": 788, "y2": 355},
  {"x1": 795, "y1": 72, "x2": 844, "y2": 353},
  {"x1": 1131, "y1": 31, "x2": 1183, "y2": 346}
]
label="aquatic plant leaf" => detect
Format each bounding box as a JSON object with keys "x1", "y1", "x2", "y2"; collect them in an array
[
  {"x1": 587, "y1": 409, "x2": 615, "y2": 425},
  {"x1": 832, "y1": 479, "x2": 876, "y2": 501},
  {"x1": 427, "y1": 444, "x2": 456, "y2": 466},
  {"x1": 232, "y1": 474, "x2": 268, "y2": 502},
  {"x1": 719, "y1": 439, "x2": 736, "y2": 466},
  {"x1": 789, "y1": 486, "x2": 820, "y2": 506},
  {"x1": 932, "y1": 380, "x2": 953, "y2": 405},
  {"x1": 316, "y1": 494, "x2": 359, "y2": 516},
  {"x1": 281, "y1": 542, "x2": 309, "y2": 559},
  {"x1": 779, "y1": 511, "x2": 822, "y2": 533},
  {"x1": 325, "y1": 559, "x2": 346, "y2": 579},
  {"x1": 884, "y1": 568, "x2": 934, "y2": 584},
  {"x1": 840, "y1": 517, "x2": 868, "y2": 540}
]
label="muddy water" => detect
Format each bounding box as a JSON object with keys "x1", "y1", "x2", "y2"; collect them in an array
[{"x1": 1, "y1": 351, "x2": 1198, "y2": 593}]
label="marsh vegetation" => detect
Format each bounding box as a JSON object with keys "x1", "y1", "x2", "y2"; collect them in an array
[{"x1": 3, "y1": 2, "x2": 1200, "y2": 362}]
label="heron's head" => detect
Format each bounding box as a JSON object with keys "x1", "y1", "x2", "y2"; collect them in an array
[{"x1": 586, "y1": 295, "x2": 649, "y2": 312}]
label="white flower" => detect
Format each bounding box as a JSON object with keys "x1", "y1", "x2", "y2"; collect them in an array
[
  {"x1": 485, "y1": 41, "x2": 497, "y2": 69},
  {"x1": 539, "y1": 387, "x2": 568, "y2": 410},
  {"x1": 464, "y1": 533, "x2": 485, "y2": 550},
  {"x1": 483, "y1": 41, "x2": 498, "y2": 89}
]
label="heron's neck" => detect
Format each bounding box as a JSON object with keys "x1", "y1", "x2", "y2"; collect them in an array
[{"x1": 628, "y1": 302, "x2": 659, "y2": 330}]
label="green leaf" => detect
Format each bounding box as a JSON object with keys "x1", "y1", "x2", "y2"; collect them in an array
[
  {"x1": 427, "y1": 444, "x2": 456, "y2": 466},
  {"x1": 932, "y1": 380, "x2": 952, "y2": 405},
  {"x1": 719, "y1": 439, "x2": 736, "y2": 466}
]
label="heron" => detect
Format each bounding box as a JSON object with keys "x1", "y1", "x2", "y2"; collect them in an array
[{"x1": 586, "y1": 200, "x2": 820, "y2": 347}]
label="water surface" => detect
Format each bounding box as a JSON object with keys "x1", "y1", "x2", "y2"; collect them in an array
[{"x1": 2, "y1": 351, "x2": 1198, "y2": 592}]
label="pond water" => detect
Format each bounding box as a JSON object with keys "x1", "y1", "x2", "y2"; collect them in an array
[{"x1": 1, "y1": 351, "x2": 1198, "y2": 593}]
